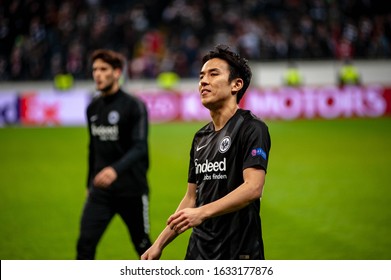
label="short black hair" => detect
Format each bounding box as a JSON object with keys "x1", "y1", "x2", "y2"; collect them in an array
[
  {"x1": 202, "y1": 44, "x2": 252, "y2": 103},
  {"x1": 91, "y1": 49, "x2": 125, "y2": 70}
]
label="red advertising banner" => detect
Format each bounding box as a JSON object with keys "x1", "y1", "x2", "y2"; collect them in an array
[
  {"x1": 242, "y1": 85, "x2": 390, "y2": 120},
  {"x1": 135, "y1": 89, "x2": 210, "y2": 122},
  {"x1": 19, "y1": 91, "x2": 90, "y2": 126},
  {"x1": 1, "y1": 86, "x2": 390, "y2": 127},
  {"x1": 135, "y1": 85, "x2": 391, "y2": 122}
]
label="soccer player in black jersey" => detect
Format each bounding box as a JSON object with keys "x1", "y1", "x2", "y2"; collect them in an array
[
  {"x1": 76, "y1": 49, "x2": 152, "y2": 259},
  {"x1": 142, "y1": 45, "x2": 271, "y2": 260}
]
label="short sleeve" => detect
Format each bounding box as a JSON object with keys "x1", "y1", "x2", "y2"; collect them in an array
[
  {"x1": 188, "y1": 137, "x2": 197, "y2": 183},
  {"x1": 241, "y1": 119, "x2": 271, "y2": 172}
]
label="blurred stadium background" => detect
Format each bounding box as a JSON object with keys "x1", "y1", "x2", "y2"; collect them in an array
[{"x1": 1, "y1": 0, "x2": 391, "y2": 260}]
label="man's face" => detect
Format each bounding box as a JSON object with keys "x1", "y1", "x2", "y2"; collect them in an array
[
  {"x1": 92, "y1": 58, "x2": 120, "y2": 93},
  {"x1": 199, "y1": 58, "x2": 238, "y2": 110}
]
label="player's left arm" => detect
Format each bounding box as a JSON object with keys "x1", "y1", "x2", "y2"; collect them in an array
[
  {"x1": 203, "y1": 167, "x2": 265, "y2": 216},
  {"x1": 114, "y1": 100, "x2": 148, "y2": 170},
  {"x1": 168, "y1": 167, "x2": 265, "y2": 234}
]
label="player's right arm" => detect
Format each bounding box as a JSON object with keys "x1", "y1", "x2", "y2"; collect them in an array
[
  {"x1": 86, "y1": 104, "x2": 94, "y2": 193},
  {"x1": 141, "y1": 183, "x2": 197, "y2": 260}
]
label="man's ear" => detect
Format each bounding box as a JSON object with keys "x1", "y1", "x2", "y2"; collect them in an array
[
  {"x1": 231, "y1": 78, "x2": 244, "y2": 94},
  {"x1": 114, "y1": 68, "x2": 122, "y2": 80}
]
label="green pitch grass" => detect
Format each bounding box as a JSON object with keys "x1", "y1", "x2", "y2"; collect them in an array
[{"x1": 0, "y1": 117, "x2": 390, "y2": 260}]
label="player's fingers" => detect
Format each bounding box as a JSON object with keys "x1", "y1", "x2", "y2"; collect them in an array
[
  {"x1": 93, "y1": 172, "x2": 105, "y2": 185},
  {"x1": 168, "y1": 216, "x2": 183, "y2": 231},
  {"x1": 176, "y1": 223, "x2": 190, "y2": 234},
  {"x1": 167, "y1": 211, "x2": 183, "y2": 226},
  {"x1": 168, "y1": 211, "x2": 181, "y2": 221},
  {"x1": 168, "y1": 218, "x2": 179, "y2": 230},
  {"x1": 94, "y1": 172, "x2": 113, "y2": 188},
  {"x1": 172, "y1": 217, "x2": 192, "y2": 234}
]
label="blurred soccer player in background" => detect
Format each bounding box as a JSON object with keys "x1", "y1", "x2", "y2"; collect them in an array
[
  {"x1": 142, "y1": 45, "x2": 271, "y2": 260},
  {"x1": 76, "y1": 49, "x2": 152, "y2": 259}
]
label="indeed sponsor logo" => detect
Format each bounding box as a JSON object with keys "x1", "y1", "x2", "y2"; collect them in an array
[
  {"x1": 195, "y1": 158, "x2": 226, "y2": 175},
  {"x1": 91, "y1": 124, "x2": 119, "y2": 141}
]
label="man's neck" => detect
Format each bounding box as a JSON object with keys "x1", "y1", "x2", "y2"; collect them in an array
[
  {"x1": 101, "y1": 85, "x2": 120, "y2": 96},
  {"x1": 210, "y1": 104, "x2": 239, "y2": 131}
]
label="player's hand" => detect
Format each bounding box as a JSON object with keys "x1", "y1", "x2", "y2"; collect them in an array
[
  {"x1": 93, "y1": 167, "x2": 117, "y2": 188},
  {"x1": 141, "y1": 245, "x2": 162, "y2": 260},
  {"x1": 167, "y1": 208, "x2": 204, "y2": 234}
]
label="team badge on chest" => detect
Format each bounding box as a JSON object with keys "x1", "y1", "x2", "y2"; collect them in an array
[
  {"x1": 219, "y1": 136, "x2": 231, "y2": 153},
  {"x1": 108, "y1": 111, "x2": 120, "y2": 124}
]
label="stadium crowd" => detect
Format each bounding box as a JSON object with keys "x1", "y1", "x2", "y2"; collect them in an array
[{"x1": 0, "y1": 0, "x2": 390, "y2": 81}]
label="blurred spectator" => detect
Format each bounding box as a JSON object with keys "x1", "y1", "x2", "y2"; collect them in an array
[
  {"x1": 0, "y1": 56, "x2": 8, "y2": 80},
  {"x1": 66, "y1": 41, "x2": 85, "y2": 78},
  {"x1": 338, "y1": 59, "x2": 361, "y2": 86},
  {"x1": 0, "y1": 0, "x2": 390, "y2": 81},
  {"x1": 10, "y1": 37, "x2": 24, "y2": 80},
  {"x1": 157, "y1": 71, "x2": 179, "y2": 90},
  {"x1": 283, "y1": 62, "x2": 303, "y2": 87},
  {"x1": 54, "y1": 72, "x2": 74, "y2": 91}
]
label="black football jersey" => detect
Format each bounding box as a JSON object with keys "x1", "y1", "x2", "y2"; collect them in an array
[
  {"x1": 186, "y1": 109, "x2": 271, "y2": 259},
  {"x1": 86, "y1": 89, "x2": 149, "y2": 197}
]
